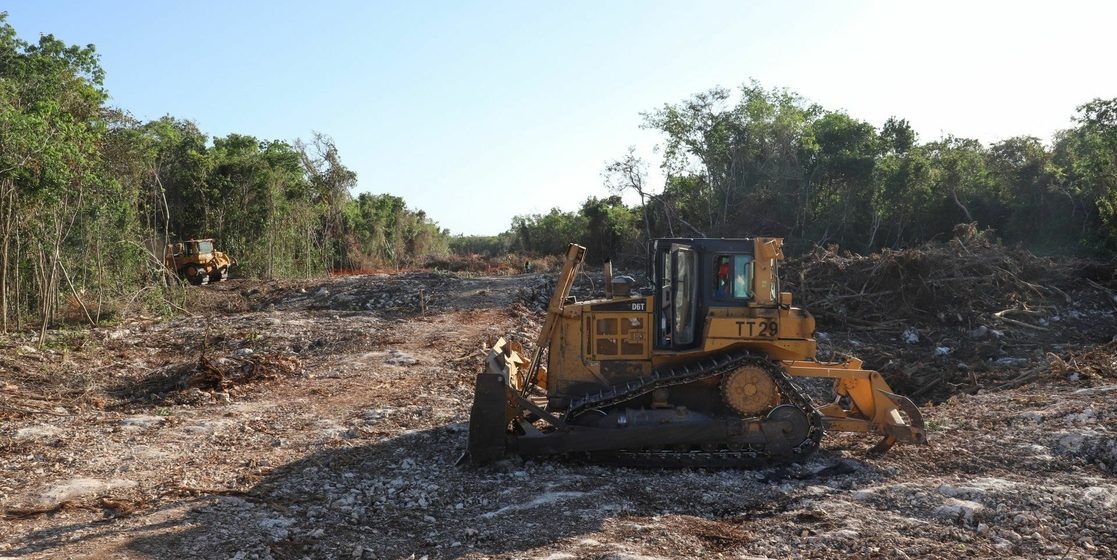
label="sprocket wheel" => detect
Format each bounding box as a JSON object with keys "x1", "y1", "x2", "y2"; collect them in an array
[{"x1": 721, "y1": 364, "x2": 780, "y2": 417}]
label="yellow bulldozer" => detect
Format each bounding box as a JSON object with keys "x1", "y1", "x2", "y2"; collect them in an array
[
  {"x1": 164, "y1": 239, "x2": 236, "y2": 286},
  {"x1": 465, "y1": 238, "x2": 926, "y2": 467}
]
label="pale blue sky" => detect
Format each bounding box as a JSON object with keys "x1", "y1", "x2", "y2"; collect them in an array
[{"x1": 7, "y1": 1, "x2": 1116, "y2": 235}]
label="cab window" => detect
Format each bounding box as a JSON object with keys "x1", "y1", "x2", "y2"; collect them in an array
[
  {"x1": 672, "y1": 249, "x2": 695, "y2": 345},
  {"x1": 714, "y1": 255, "x2": 752, "y2": 300}
]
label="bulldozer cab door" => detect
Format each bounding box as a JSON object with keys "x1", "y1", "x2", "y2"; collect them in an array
[
  {"x1": 656, "y1": 243, "x2": 699, "y2": 350},
  {"x1": 652, "y1": 238, "x2": 763, "y2": 350}
]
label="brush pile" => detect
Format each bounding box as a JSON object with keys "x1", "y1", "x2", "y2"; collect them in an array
[
  {"x1": 784, "y1": 225, "x2": 1117, "y2": 400},
  {"x1": 783, "y1": 224, "x2": 1114, "y2": 333},
  {"x1": 116, "y1": 352, "x2": 302, "y2": 404},
  {"x1": 1048, "y1": 340, "x2": 1117, "y2": 381}
]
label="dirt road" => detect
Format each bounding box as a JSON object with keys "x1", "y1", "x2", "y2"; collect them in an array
[{"x1": 1, "y1": 272, "x2": 1115, "y2": 559}]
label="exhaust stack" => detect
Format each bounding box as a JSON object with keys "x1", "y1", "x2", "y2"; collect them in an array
[{"x1": 604, "y1": 259, "x2": 614, "y2": 299}]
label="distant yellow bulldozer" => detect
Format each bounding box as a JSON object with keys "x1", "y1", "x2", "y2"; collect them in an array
[
  {"x1": 164, "y1": 239, "x2": 236, "y2": 285},
  {"x1": 465, "y1": 238, "x2": 926, "y2": 467}
]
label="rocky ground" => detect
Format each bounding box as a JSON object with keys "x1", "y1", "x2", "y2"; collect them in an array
[{"x1": 1, "y1": 268, "x2": 1116, "y2": 559}]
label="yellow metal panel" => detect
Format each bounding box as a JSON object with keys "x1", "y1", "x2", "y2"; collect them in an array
[{"x1": 585, "y1": 311, "x2": 651, "y2": 360}]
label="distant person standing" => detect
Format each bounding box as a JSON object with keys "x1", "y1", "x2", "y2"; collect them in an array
[{"x1": 524, "y1": 260, "x2": 532, "y2": 273}]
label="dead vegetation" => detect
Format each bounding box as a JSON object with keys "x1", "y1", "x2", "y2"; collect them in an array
[
  {"x1": 784, "y1": 226, "x2": 1117, "y2": 401},
  {"x1": 784, "y1": 225, "x2": 1114, "y2": 333},
  {"x1": 114, "y1": 352, "x2": 302, "y2": 406},
  {"x1": 1048, "y1": 341, "x2": 1117, "y2": 381}
]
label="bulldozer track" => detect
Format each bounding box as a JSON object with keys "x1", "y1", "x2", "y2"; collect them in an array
[{"x1": 562, "y1": 350, "x2": 824, "y2": 467}]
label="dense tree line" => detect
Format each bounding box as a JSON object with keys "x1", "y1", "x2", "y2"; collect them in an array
[
  {"x1": 492, "y1": 82, "x2": 1117, "y2": 265},
  {"x1": 0, "y1": 15, "x2": 447, "y2": 339}
]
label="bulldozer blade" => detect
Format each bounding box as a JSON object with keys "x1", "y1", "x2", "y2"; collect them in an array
[{"x1": 465, "y1": 373, "x2": 510, "y2": 465}]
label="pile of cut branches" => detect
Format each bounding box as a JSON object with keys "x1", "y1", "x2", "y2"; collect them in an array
[
  {"x1": 782, "y1": 226, "x2": 1117, "y2": 401},
  {"x1": 116, "y1": 352, "x2": 301, "y2": 404},
  {"x1": 189, "y1": 353, "x2": 301, "y2": 392},
  {"x1": 782, "y1": 225, "x2": 1114, "y2": 334}
]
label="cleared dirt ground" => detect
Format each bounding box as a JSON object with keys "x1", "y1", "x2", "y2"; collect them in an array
[{"x1": 2, "y1": 270, "x2": 1116, "y2": 559}]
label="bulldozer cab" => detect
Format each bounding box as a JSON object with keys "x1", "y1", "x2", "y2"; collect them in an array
[
  {"x1": 165, "y1": 239, "x2": 214, "y2": 259},
  {"x1": 183, "y1": 239, "x2": 214, "y2": 256},
  {"x1": 652, "y1": 238, "x2": 776, "y2": 350}
]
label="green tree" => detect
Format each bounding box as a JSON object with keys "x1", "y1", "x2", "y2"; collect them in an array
[
  {"x1": 801, "y1": 111, "x2": 880, "y2": 248},
  {"x1": 642, "y1": 81, "x2": 821, "y2": 240},
  {"x1": 1057, "y1": 98, "x2": 1117, "y2": 249},
  {"x1": 0, "y1": 13, "x2": 109, "y2": 339}
]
